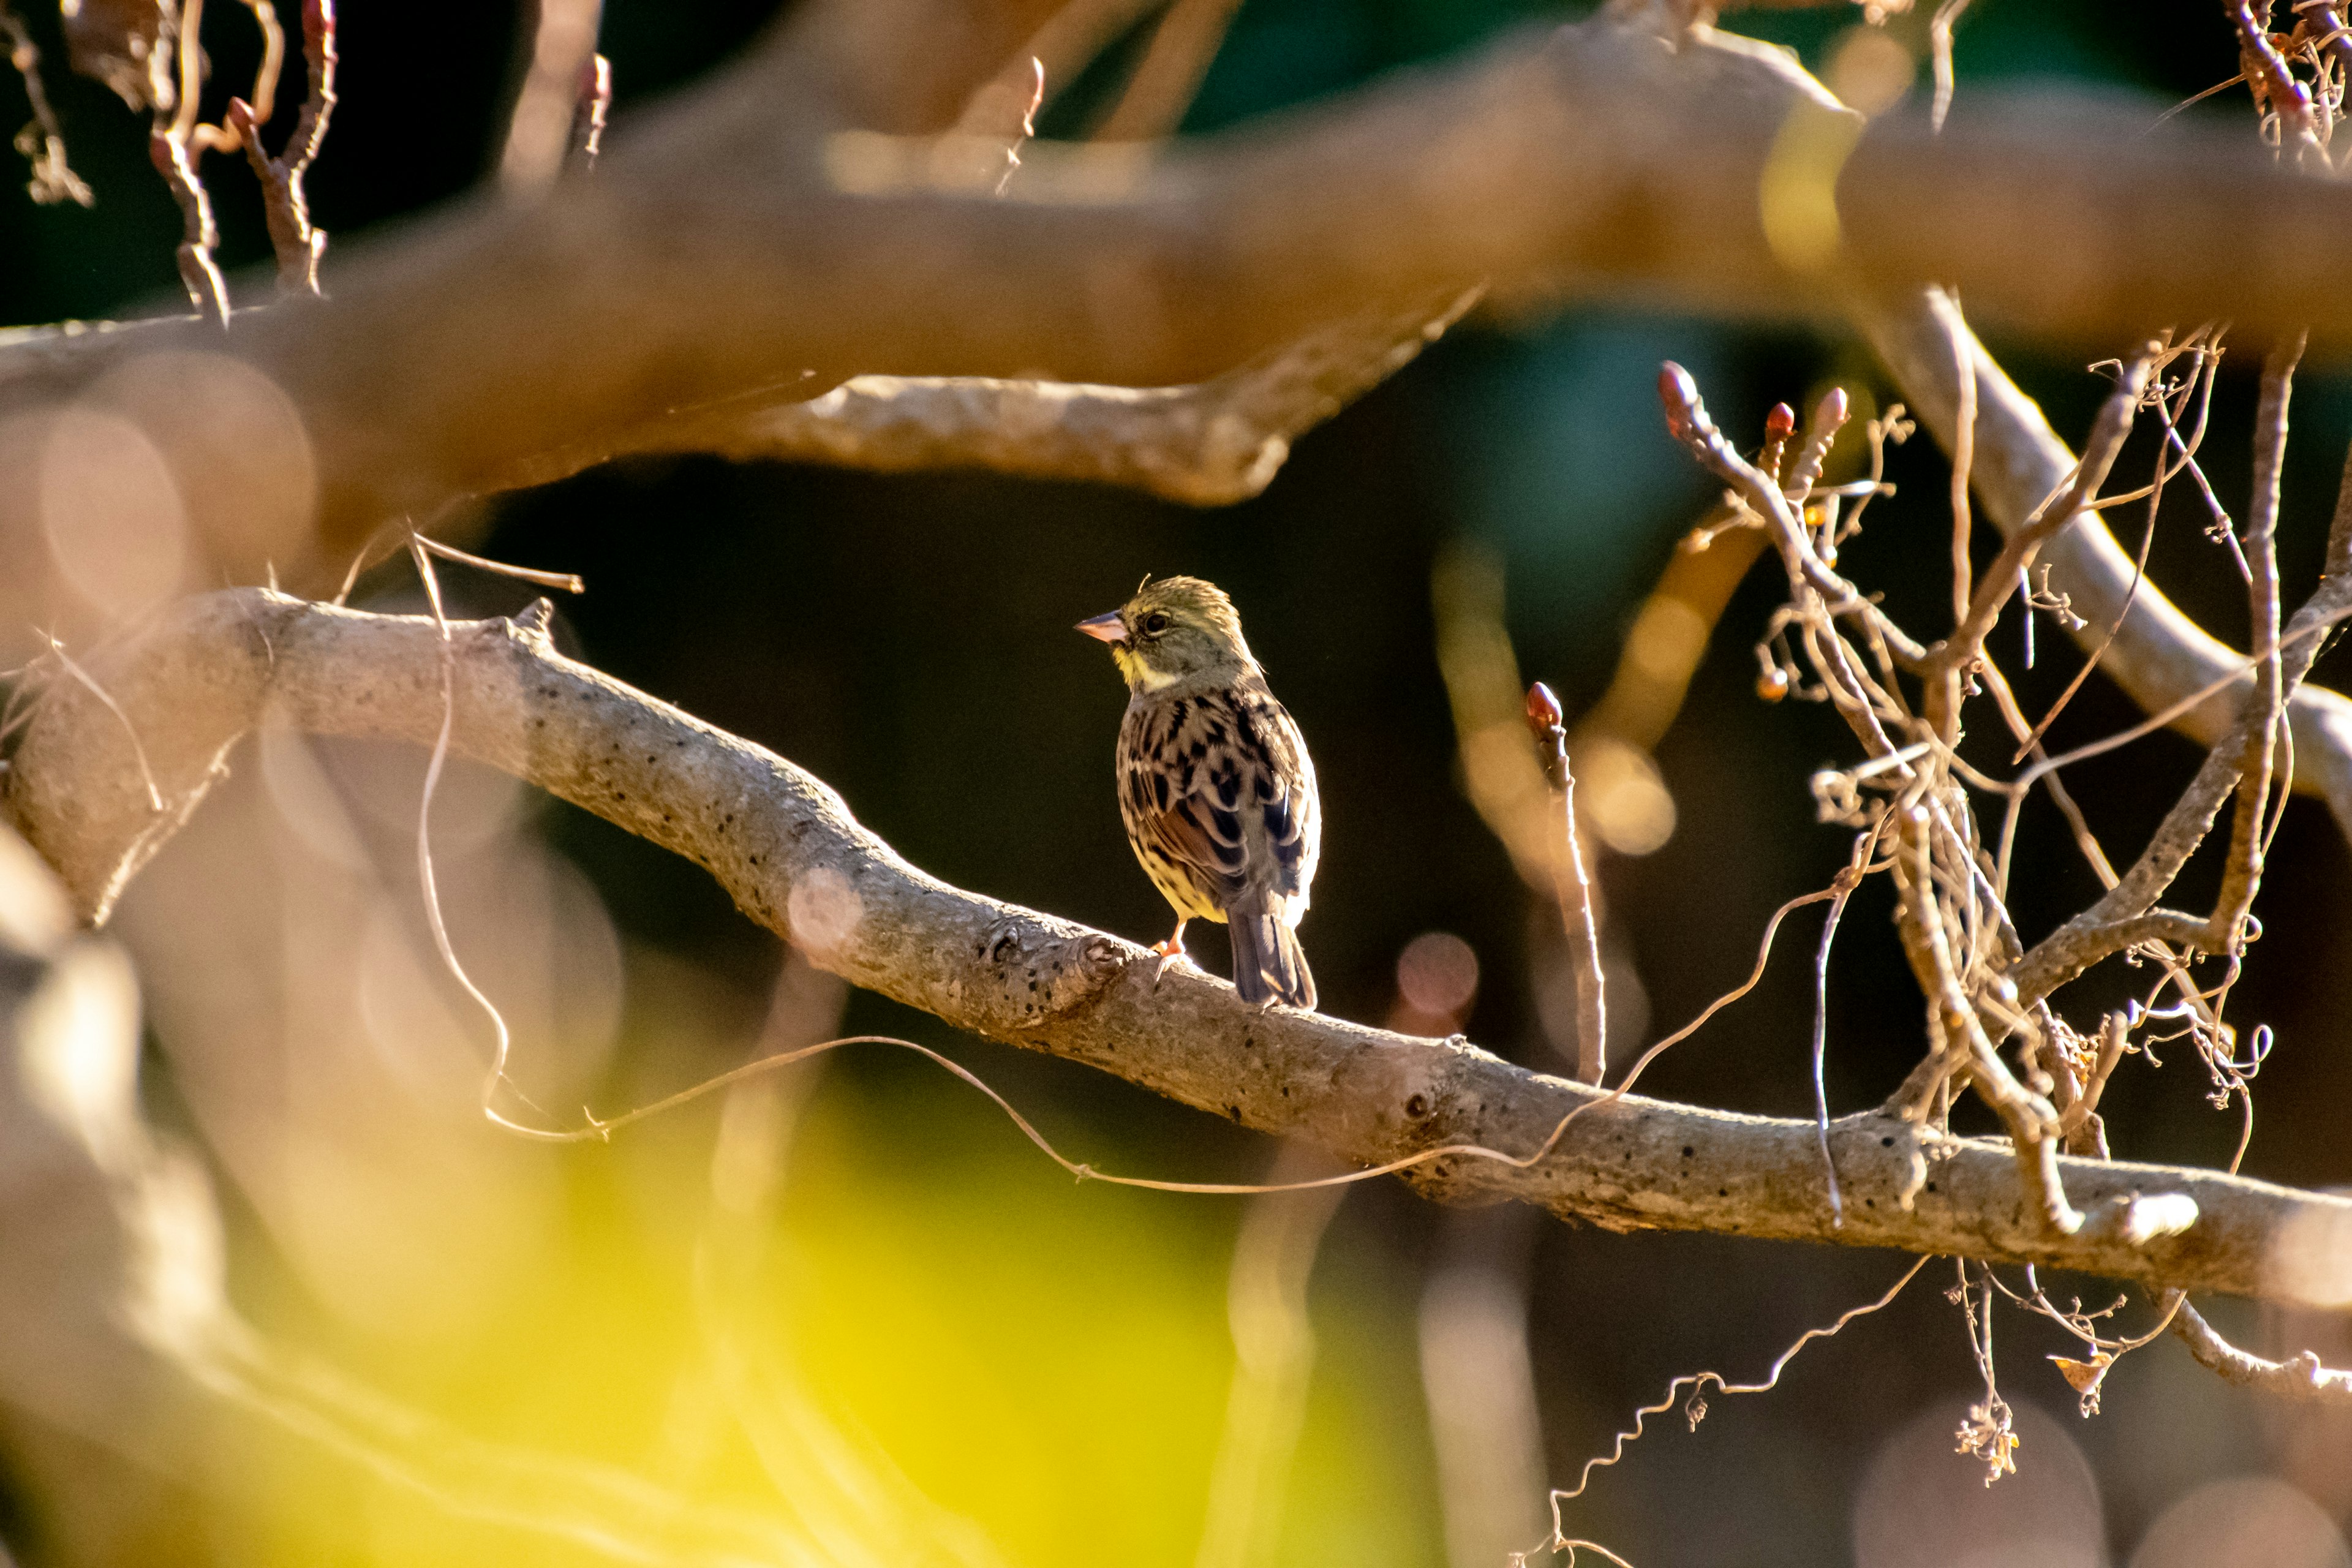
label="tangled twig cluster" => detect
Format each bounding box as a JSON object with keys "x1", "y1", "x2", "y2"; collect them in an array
[{"x1": 1656, "y1": 318, "x2": 2350, "y2": 1409}]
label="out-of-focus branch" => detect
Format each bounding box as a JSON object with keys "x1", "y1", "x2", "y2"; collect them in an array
[
  {"x1": 1, "y1": 2, "x2": 95, "y2": 206},
  {"x1": 529, "y1": 287, "x2": 1479, "y2": 504},
  {"x1": 12, "y1": 589, "x2": 2352, "y2": 1305},
  {"x1": 1861, "y1": 288, "x2": 2352, "y2": 845},
  {"x1": 1419, "y1": 1208, "x2": 1547, "y2": 1568},
  {"x1": 1094, "y1": 0, "x2": 1244, "y2": 142},
  {"x1": 501, "y1": 0, "x2": 603, "y2": 192},
  {"x1": 18, "y1": 15, "x2": 2352, "y2": 587},
  {"x1": 0, "y1": 825, "x2": 894, "y2": 1563}
]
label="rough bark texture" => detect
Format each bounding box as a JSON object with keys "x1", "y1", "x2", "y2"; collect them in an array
[{"x1": 10, "y1": 590, "x2": 2351, "y2": 1306}]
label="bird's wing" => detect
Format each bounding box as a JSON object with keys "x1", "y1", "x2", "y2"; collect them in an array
[
  {"x1": 1123, "y1": 692, "x2": 1251, "y2": 907},
  {"x1": 1233, "y1": 684, "x2": 1319, "y2": 903},
  {"x1": 1124, "y1": 685, "x2": 1316, "y2": 909}
]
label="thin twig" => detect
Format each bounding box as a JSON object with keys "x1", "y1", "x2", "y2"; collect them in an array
[
  {"x1": 1928, "y1": 0, "x2": 1972, "y2": 132},
  {"x1": 1809, "y1": 835, "x2": 1877, "y2": 1226},
  {"x1": 1, "y1": 2, "x2": 94, "y2": 205},
  {"x1": 2012, "y1": 344, "x2": 2218, "y2": 761},
  {"x1": 1535, "y1": 1254, "x2": 1931, "y2": 1529},
  {"x1": 568, "y1": 53, "x2": 612, "y2": 173},
  {"x1": 227, "y1": 0, "x2": 337, "y2": 295},
  {"x1": 148, "y1": 123, "x2": 230, "y2": 322},
  {"x1": 1527, "y1": 682, "x2": 1606, "y2": 1085},
  {"x1": 1943, "y1": 290, "x2": 1977, "y2": 628},
  {"x1": 2168, "y1": 1294, "x2": 2352, "y2": 1401}
]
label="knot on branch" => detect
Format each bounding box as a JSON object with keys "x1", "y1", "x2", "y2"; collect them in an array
[{"x1": 971, "y1": 919, "x2": 1123, "y2": 1025}]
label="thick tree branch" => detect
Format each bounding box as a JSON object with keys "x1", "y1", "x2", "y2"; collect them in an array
[
  {"x1": 10, "y1": 590, "x2": 2352, "y2": 1306},
  {"x1": 15, "y1": 17, "x2": 2352, "y2": 585}
]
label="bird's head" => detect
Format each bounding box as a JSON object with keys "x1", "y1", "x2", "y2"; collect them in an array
[{"x1": 1076, "y1": 575, "x2": 1257, "y2": 693}]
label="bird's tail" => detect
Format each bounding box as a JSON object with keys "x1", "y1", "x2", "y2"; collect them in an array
[{"x1": 1229, "y1": 903, "x2": 1316, "y2": 1011}]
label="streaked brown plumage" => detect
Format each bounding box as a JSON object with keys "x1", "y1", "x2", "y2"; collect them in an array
[{"x1": 1077, "y1": 576, "x2": 1321, "y2": 1009}]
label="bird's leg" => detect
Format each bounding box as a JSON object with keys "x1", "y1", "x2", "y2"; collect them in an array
[{"x1": 1150, "y1": 921, "x2": 1188, "y2": 987}]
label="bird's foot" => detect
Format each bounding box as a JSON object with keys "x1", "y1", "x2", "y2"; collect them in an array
[{"x1": 1148, "y1": 930, "x2": 1189, "y2": 989}]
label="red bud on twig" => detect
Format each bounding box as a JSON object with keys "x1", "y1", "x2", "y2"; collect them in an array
[
  {"x1": 1526, "y1": 680, "x2": 1563, "y2": 735},
  {"x1": 1659, "y1": 363, "x2": 1702, "y2": 442}
]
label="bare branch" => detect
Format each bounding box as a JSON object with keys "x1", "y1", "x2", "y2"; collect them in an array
[
  {"x1": 9, "y1": 589, "x2": 2351, "y2": 1303},
  {"x1": 1526, "y1": 681, "x2": 1607, "y2": 1086},
  {"x1": 2168, "y1": 1296, "x2": 2352, "y2": 1403},
  {"x1": 1861, "y1": 288, "x2": 2352, "y2": 846},
  {"x1": 501, "y1": 0, "x2": 603, "y2": 192},
  {"x1": 147, "y1": 124, "x2": 228, "y2": 323},
  {"x1": 516, "y1": 287, "x2": 1482, "y2": 504}
]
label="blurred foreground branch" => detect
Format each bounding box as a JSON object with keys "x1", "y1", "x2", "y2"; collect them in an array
[
  {"x1": 503, "y1": 287, "x2": 1481, "y2": 505},
  {"x1": 0, "y1": 834, "x2": 864, "y2": 1562},
  {"x1": 9, "y1": 589, "x2": 2352, "y2": 1307}
]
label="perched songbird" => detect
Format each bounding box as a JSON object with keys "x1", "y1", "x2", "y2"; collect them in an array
[{"x1": 1077, "y1": 576, "x2": 1321, "y2": 1009}]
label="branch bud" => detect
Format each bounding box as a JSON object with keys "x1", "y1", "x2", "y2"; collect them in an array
[
  {"x1": 1526, "y1": 680, "x2": 1563, "y2": 735},
  {"x1": 1658, "y1": 363, "x2": 1704, "y2": 443}
]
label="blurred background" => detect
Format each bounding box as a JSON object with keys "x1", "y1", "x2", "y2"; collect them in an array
[{"x1": 4, "y1": 1, "x2": 2351, "y2": 1564}]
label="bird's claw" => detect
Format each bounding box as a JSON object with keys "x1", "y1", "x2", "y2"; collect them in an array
[{"x1": 1148, "y1": 935, "x2": 1189, "y2": 990}]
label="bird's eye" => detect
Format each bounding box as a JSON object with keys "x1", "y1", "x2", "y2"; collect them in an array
[{"x1": 1140, "y1": 612, "x2": 1170, "y2": 635}]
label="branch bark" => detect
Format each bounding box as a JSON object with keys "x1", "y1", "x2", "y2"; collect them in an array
[{"x1": 10, "y1": 589, "x2": 2352, "y2": 1306}]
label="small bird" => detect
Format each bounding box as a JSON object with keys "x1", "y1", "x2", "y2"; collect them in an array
[{"x1": 1077, "y1": 576, "x2": 1321, "y2": 1009}]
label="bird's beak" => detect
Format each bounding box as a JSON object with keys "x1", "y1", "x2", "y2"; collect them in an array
[{"x1": 1076, "y1": 611, "x2": 1128, "y2": 644}]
